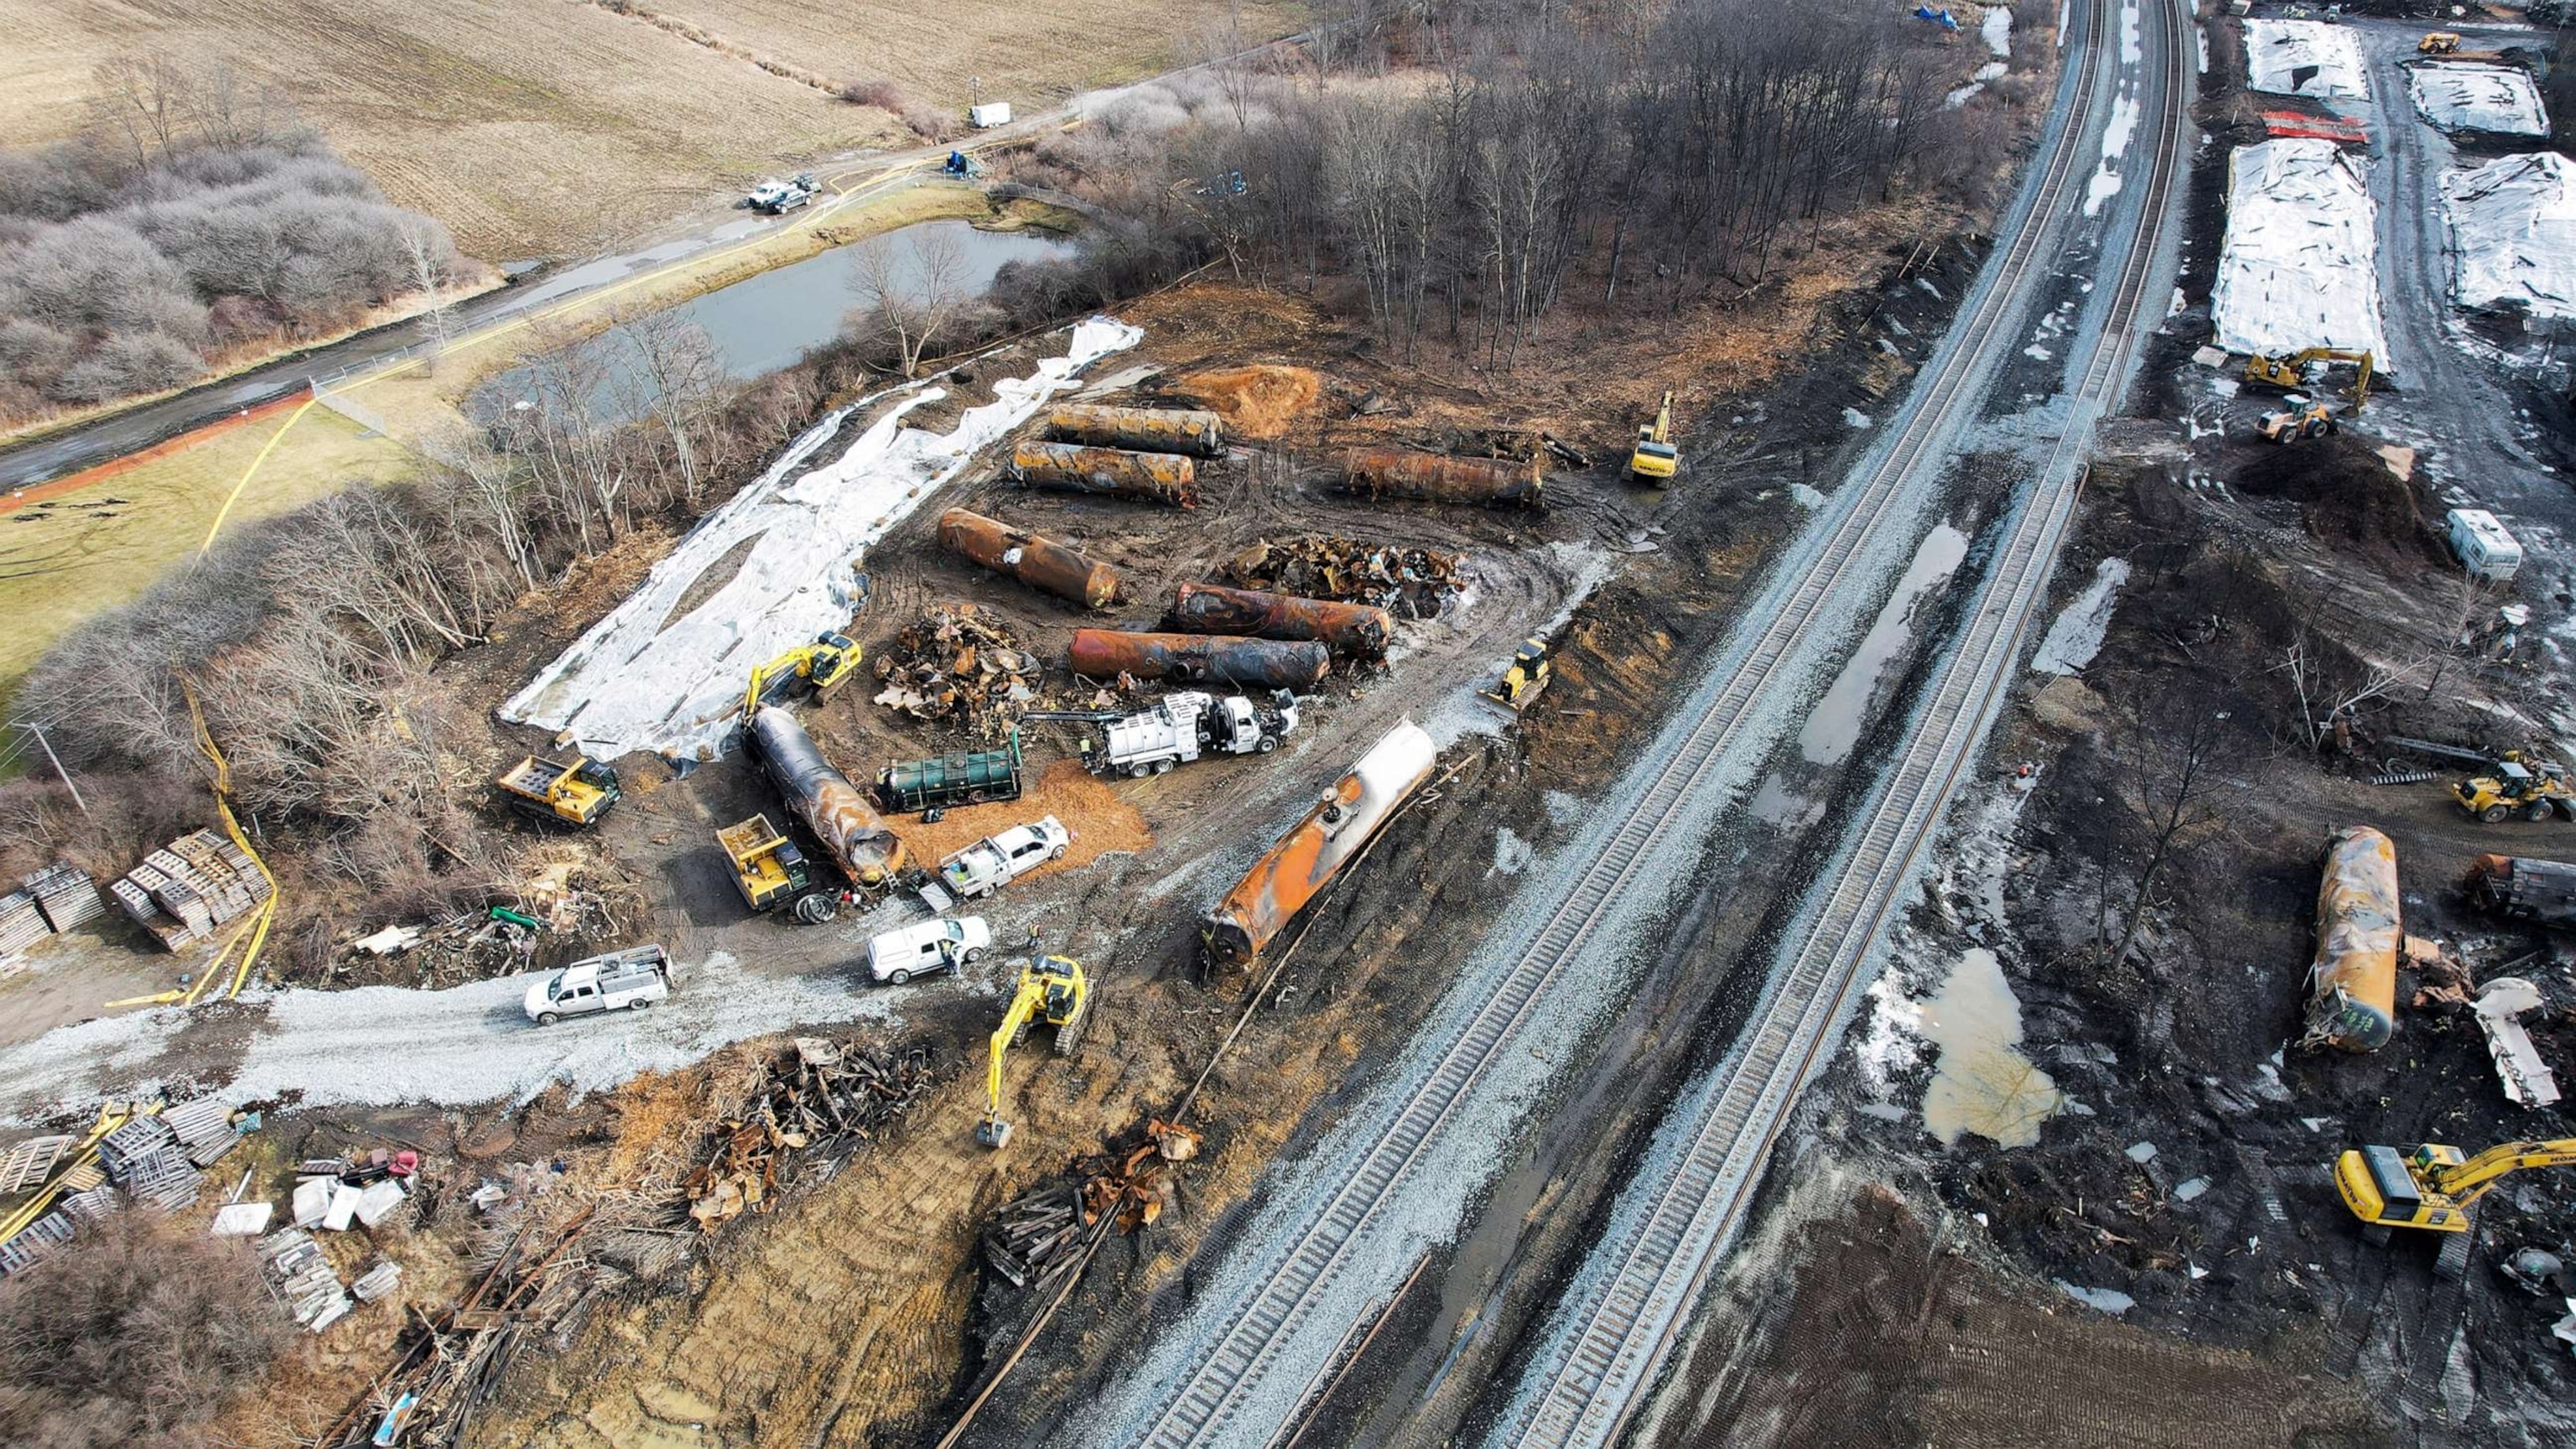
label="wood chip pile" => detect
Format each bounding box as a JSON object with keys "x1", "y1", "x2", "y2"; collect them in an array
[
  {"x1": 109, "y1": 829, "x2": 269, "y2": 950},
  {"x1": 683, "y1": 1036, "x2": 940, "y2": 1229},
  {"x1": 873, "y1": 603, "x2": 1041, "y2": 738},
  {"x1": 1223, "y1": 535, "x2": 1464, "y2": 619}
]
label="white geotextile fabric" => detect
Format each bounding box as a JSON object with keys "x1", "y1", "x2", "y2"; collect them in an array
[
  {"x1": 2212, "y1": 139, "x2": 2391, "y2": 363},
  {"x1": 503, "y1": 317, "x2": 1142, "y2": 761},
  {"x1": 2442, "y1": 152, "x2": 2576, "y2": 319},
  {"x1": 2409, "y1": 63, "x2": 2549, "y2": 137},
  {"x1": 2243, "y1": 19, "x2": 2368, "y2": 101}
]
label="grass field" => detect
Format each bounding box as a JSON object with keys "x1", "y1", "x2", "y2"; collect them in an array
[
  {"x1": 0, "y1": 406, "x2": 414, "y2": 688},
  {"x1": 3, "y1": 0, "x2": 1296, "y2": 258}
]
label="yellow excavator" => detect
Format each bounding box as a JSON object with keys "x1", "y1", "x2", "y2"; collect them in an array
[
  {"x1": 743, "y1": 631, "x2": 862, "y2": 717},
  {"x1": 1629, "y1": 390, "x2": 1679, "y2": 481},
  {"x1": 2243, "y1": 347, "x2": 2373, "y2": 409},
  {"x1": 2337, "y1": 1138, "x2": 2576, "y2": 1239},
  {"x1": 975, "y1": 950, "x2": 1091, "y2": 1149}
]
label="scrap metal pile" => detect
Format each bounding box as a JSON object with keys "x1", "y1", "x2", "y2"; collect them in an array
[
  {"x1": 872, "y1": 603, "x2": 1041, "y2": 737},
  {"x1": 982, "y1": 1119, "x2": 1202, "y2": 1289},
  {"x1": 683, "y1": 1036, "x2": 941, "y2": 1229},
  {"x1": 1223, "y1": 535, "x2": 1463, "y2": 620}
]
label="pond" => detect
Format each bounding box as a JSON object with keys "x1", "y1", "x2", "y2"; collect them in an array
[{"x1": 477, "y1": 218, "x2": 1077, "y2": 423}]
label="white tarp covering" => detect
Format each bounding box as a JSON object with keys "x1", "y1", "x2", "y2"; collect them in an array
[
  {"x1": 503, "y1": 318, "x2": 1142, "y2": 761},
  {"x1": 2410, "y1": 63, "x2": 2549, "y2": 137},
  {"x1": 2442, "y1": 152, "x2": 2576, "y2": 318},
  {"x1": 2242, "y1": 19, "x2": 2368, "y2": 101},
  {"x1": 2212, "y1": 139, "x2": 2391, "y2": 363}
]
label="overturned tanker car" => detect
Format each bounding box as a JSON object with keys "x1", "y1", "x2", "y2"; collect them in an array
[
  {"x1": 1202, "y1": 721, "x2": 1439, "y2": 965},
  {"x1": 744, "y1": 705, "x2": 908, "y2": 891}
]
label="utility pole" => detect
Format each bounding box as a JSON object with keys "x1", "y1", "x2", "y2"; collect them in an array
[{"x1": 17, "y1": 722, "x2": 87, "y2": 816}]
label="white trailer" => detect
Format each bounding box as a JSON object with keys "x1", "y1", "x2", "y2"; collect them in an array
[
  {"x1": 2447, "y1": 507, "x2": 2524, "y2": 583},
  {"x1": 1036, "y1": 690, "x2": 1301, "y2": 778},
  {"x1": 969, "y1": 101, "x2": 1013, "y2": 128}
]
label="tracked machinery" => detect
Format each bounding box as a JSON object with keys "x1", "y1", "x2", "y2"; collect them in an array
[
  {"x1": 2244, "y1": 347, "x2": 2373, "y2": 408},
  {"x1": 975, "y1": 946, "x2": 1091, "y2": 1149},
  {"x1": 1483, "y1": 636, "x2": 1555, "y2": 711},
  {"x1": 1628, "y1": 390, "x2": 1680, "y2": 481},
  {"x1": 744, "y1": 631, "x2": 862, "y2": 718},
  {"x1": 494, "y1": 752, "x2": 621, "y2": 827},
  {"x1": 2336, "y1": 1138, "x2": 2576, "y2": 1239}
]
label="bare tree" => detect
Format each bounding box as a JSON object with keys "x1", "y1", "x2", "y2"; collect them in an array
[
  {"x1": 847, "y1": 231, "x2": 974, "y2": 378},
  {"x1": 92, "y1": 54, "x2": 191, "y2": 168},
  {"x1": 618, "y1": 309, "x2": 725, "y2": 509},
  {"x1": 399, "y1": 217, "x2": 460, "y2": 361}
]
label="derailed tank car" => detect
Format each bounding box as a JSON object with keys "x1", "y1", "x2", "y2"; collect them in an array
[
  {"x1": 1202, "y1": 721, "x2": 1439, "y2": 965},
  {"x1": 2303, "y1": 824, "x2": 2398, "y2": 1052}
]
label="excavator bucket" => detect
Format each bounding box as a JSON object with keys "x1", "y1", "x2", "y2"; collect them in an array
[{"x1": 976, "y1": 1114, "x2": 1014, "y2": 1150}]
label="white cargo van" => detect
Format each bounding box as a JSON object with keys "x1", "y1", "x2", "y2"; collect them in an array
[
  {"x1": 2448, "y1": 508, "x2": 2524, "y2": 583},
  {"x1": 865, "y1": 916, "x2": 992, "y2": 984},
  {"x1": 523, "y1": 946, "x2": 673, "y2": 1024}
]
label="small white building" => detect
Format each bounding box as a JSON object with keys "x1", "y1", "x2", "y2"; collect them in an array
[
  {"x1": 2446, "y1": 507, "x2": 2524, "y2": 583},
  {"x1": 969, "y1": 101, "x2": 1013, "y2": 129}
]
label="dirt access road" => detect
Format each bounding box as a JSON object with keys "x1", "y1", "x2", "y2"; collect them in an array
[{"x1": 1050, "y1": 0, "x2": 2191, "y2": 1442}]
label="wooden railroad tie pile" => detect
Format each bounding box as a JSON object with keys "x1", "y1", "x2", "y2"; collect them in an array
[
  {"x1": 684, "y1": 1036, "x2": 941, "y2": 1229},
  {"x1": 984, "y1": 1119, "x2": 1204, "y2": 1289},
  {"x1": 109, "y1": 828, "x2": 269, "y2": 951}
]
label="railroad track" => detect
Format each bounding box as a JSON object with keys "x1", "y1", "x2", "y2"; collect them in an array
[
  {"x1": 1496, "y1": 0, "x2": 2196, "y2": 1442},
  {"x1": 1109, "y1": 3, "x2": 2148, "y2": 1444}
]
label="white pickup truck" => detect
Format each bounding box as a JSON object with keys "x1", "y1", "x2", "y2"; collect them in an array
[
  {"x1": 523, "y1": 946, "x2": 673, "y2": 1025},
  {"x1": 747, "y1": 173, "x2": 817, "y2": 214},
  {"x1": 922, "y1": 817, "x2": 1071, "y2": 911}
]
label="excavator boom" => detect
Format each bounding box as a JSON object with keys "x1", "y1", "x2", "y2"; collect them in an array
[{"x1": 2429, "y1": 1138, "x2": 2576, "y2": 1203}]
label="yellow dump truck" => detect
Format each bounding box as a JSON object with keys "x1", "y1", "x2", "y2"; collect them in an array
[
  {"x1": 494, "y1": 753, "x2": 621, "y2": 827},
  {"x1": 716, "y1": 814, "x2": 811, "y2": 915}
]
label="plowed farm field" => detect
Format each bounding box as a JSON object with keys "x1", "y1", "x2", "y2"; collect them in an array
[{"x1": 3, "y1": 0, "x2": 1295, "y2": 257}]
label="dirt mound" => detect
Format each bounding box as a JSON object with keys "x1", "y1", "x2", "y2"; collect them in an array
[
  {"x1": 2231, "y1": 432, "x2": 2435, "y2": 557},
  {"x1": 1172, "y1": 364, "x2": 1322, "y2": 439}
]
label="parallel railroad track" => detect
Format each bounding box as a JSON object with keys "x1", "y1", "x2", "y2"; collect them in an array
[
  {"x1": 1498, "y1": 0, "x2": 2195, "y2": 1441},
  {"x1": 1114, "y1": 0, "x2": 2148, "y2": 1442}
]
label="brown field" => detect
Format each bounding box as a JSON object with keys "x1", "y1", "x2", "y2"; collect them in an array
[{"x1": 3, "y1": 0, "x2": 1298, "y2": 257}]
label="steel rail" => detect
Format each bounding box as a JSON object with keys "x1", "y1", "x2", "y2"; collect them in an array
[
  {"x1": 1500, "y1": 0, "x2": 2194, "y2": 1441},
  {"x1": 1117, "y1": 1, "x2": 2128, "y2": 1441}
]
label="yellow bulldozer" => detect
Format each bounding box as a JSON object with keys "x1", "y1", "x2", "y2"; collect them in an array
[
  {"x1": 976, "y1": 948, "x2": 1091, "y2": 1148},
  {"x1": 1628, "y1": 390, "x2": 1679, "y2": 482},
  {"x1": 2243, "y1": 347, "x2": 2373, "y2": 408},
  {"x1": 2336, "y1": 1138, "x2": 2576, "y2": 1239},
  {"x1": 743, "y1": 631, "x2": 862, "y2": 717},
  {"x1": 494, "y1": 752, "x2": 621, "y2": 827},
  {"x1": 2418, "y1": 31, "x2": 2461, "y2": 55},
  {"x1": 1483, "y1": 636, "x2": 1555, "y2": 712}
]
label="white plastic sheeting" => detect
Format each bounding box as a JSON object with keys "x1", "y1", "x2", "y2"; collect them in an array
[
  {"x1": 503, "y1": 318, "x2": 1142, "y2": 761},
  {"x1": 2212, "y1": 139, "x2": 2391, "y2": 364},
  {"x1": 2442, "y1": 153, "x2": 2576, "y2": 319},
  {"x1": 2409, "y1": 63, "x2": 2549, "y2": 137},
  {"x1": 2242, "y1": 19, "x2": 2368, "y2": 101}
]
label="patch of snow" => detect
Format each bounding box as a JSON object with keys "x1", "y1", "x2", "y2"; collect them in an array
[
  {"x1": 1852, "y1": 975, "x2": 1925, "y2": 1094},
  {"x1": 1975, "y1": 60, "x2": 2007, "y2": 82},
  {"x1": 2195, "y1": 23, "x2": 2209, "y2": 75},
  {"x1": 1543, "y1": 791, "x2": 1585, "y2": 829},
  {"x1": 2118, "y1": 0, "x2": 2141, "y2": 66},
  {"x1": 1946, "y1": 83, "x2": 1987, "y2": 110},
  {"x1": 2211, "y1": 139, "x2": 2391, "y2": 365},
  {"x1": 2174, "y1": 1176, "x2": 2211, "y2": 1202},
  {"x1": 501, "y1": 319, "x2": 1142, "y2": 762},
  {"x1": 1489, "y1": 828, "x2": 1534, "y2": 878},
  {"x1": 2024, "y1": 344, "x2": 2054, "y2": 361},
  {"x1": 2056, "y1": 1280, "x2": 2137, "y2": 1314},
  {"x1": 1790, "y1": 483, "x2": 1827, "y2": 509},
  {"x1": 1842, "y1": 407, "x2": 1875, "y2": 428},
  {"x1": 2241, "y1": 19, "x2": 2368, "y2": 101},
  {"x1": 2410, "y1": 64, "x2": 2549, "y2": 138},
  {"x1": 2099, "y1": 91, "x2": 2142, "y2": 163},
  {"x1": 1982, "y1": 3, "x2": 2012, "y2": 59},
  {"x1": 2029, "y1": 557, "x2": 2129, "y2": 674},
  {"x1": 2441, "y1": 152, "x2": 2576, "y2": 319}
]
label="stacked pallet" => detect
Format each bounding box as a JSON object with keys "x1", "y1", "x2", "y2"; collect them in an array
[
  {"x1": 24, "y1": 865, "x2": 106, "y2": 932},
  {"x1": 0, "y1": 1212, "x2": 72, "y2": 1276},
  {"x1": 0, "y1": 891, "x2": 46, "y2": 954},
  {"x1": 163, "y1": 1096, "x2": 244, "y2": 1169},
  {"x1": 112, "y1": 829, "x2": 270, "y2": 952},
  {"x1": 57, "y1": 1186, "x2": 120, "y2": 1224},
  {"x1": 0, "y1": 1134, "x2": 70, "y2": 1194},
  {"x1": 98, "y1": 1115, "x2": 201, "y2": 1211},
  {"x1": 259, "y1": 1229, "x2": 354, "y2": 1332}
]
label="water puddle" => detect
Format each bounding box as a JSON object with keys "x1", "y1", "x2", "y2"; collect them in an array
[
  {"x1": 1748, "y1": 773, "x2": 1823, "y2": 828},
  {"x1": 1797, "y1": 523, "x2": 1969, "y2": 765},
  {"x1": 1917, "y1": 947, "x2": 2062, "y2": 1148},
  {"x1": 478, "y1": 219, "x2": 1075, "y2": 423}
]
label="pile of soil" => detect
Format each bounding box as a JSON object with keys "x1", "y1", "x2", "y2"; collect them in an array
[
  {"x1": 2230, "y1": 432, "x2": 2437, "y2": 558},
  {"x1": 1172, "y1": 364, "x2": 1322, "y2": 439}
]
